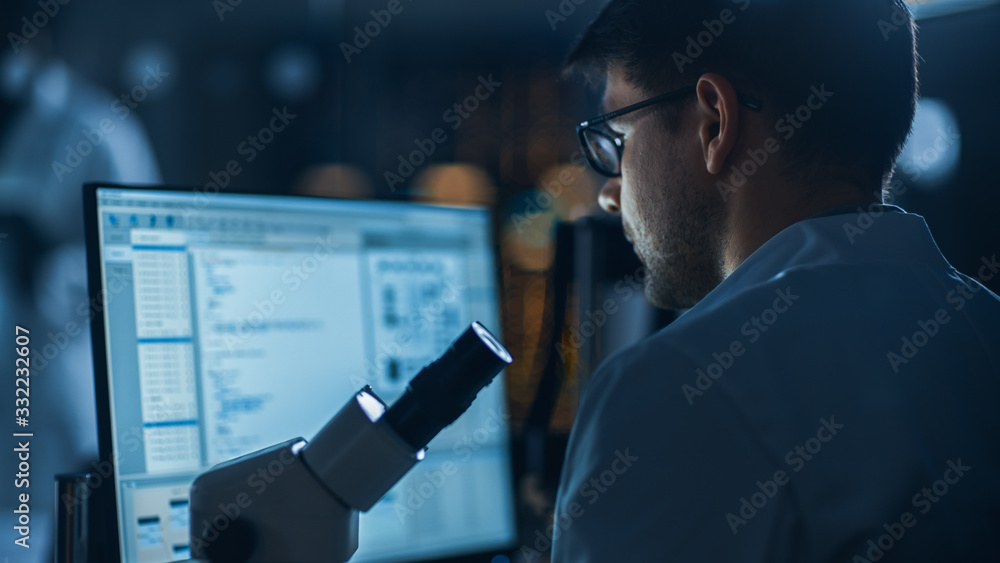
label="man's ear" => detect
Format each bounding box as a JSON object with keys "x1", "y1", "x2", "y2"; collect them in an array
[{"x1": 695, "y1": 73, "x2": 741, "y2": 175}]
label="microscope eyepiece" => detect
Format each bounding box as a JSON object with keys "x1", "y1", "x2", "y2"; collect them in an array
[{"x1": 382, "y1": 322, "x2": 512, "y2": 451}]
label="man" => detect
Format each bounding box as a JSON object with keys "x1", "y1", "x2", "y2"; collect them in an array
[{"x1": 551, "y1": 0, "x2": 1000, "y2": 561}]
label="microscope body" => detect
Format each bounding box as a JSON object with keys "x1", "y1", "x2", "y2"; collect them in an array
[{"x1": 189, "y1": 388, "x2": 418, "y2": 563}]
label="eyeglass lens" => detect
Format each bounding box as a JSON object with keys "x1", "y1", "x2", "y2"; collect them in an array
[{"x1": 584, "y1": 129, "x2": 619, "y2": 175}]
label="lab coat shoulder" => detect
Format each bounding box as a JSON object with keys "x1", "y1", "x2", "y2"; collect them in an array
[{"x1": 553, "y1": 325, "x2": 800, "y2": 562}]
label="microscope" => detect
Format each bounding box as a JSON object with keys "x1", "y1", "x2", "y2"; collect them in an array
[{"x1": 183, "y1": 322, "x2": 513, "y2": 563}]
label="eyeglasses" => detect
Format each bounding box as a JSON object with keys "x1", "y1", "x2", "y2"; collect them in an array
[{"x1": 576, "y1": 85, "x2": 764, "y2": 178}]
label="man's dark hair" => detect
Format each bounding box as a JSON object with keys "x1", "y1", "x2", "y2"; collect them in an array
[{"x1": 565, "y1": 0, "x2": 919, "y2": 188}]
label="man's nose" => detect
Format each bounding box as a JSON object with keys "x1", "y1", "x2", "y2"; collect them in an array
[{"x1": 598, "y1": 178, "x2": 622, "y2": 215}]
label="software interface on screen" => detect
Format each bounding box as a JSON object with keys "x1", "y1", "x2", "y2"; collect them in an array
[{"x1": 91, "y1": 187, "x2": 516, "y2": 562}]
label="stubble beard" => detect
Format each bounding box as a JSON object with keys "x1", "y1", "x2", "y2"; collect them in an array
[{"x1": 635, "y1": 162, "x2": 728, "y2": 310}]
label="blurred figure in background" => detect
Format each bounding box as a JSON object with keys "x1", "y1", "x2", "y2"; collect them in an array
[{"x1": 0, "y1": 1, "x2": 160, "y2": 558}]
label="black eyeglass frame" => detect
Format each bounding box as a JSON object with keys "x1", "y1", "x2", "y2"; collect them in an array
[{"x1": 576, "y1": 85, "x2": 764, "y2": 178}]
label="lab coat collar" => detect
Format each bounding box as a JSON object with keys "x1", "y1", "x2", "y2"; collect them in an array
[{"x1": 688, "y1": 205, "x2": 948, "y2": 316}]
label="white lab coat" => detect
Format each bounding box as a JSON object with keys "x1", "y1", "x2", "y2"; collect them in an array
[{"x1": 551, "y1": 206, "x2": 1000, "y2": 562}]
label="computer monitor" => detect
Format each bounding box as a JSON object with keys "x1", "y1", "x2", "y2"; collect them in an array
[{"x1": 83, "y1": 183, "x2": 517, "y2": 563}]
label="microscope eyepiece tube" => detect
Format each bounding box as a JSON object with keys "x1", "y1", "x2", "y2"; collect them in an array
[{"x1": 382, "y1": 321, "x2": 512, "y2": 451}]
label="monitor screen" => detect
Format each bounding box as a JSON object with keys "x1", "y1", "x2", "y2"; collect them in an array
[{"x1": 84, "y1": 184, "x2": 517, "y2": 562}]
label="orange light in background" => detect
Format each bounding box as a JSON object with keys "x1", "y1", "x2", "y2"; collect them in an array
[
  {"x1": 294, "y1": 164, "x2": 374, "y2": 199},
  {"x1": 412, "y1": 164, "x2": 497, "y2": 206},
  {"x1": 501, "y1": 162, "x2": 600, "y2": 272},
  {"x1": 535, "y1": 163, "x2": 600, "y2": 221},
  {"x1": 502, "y1": 203, "x2": 557, "y2": 272}
]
